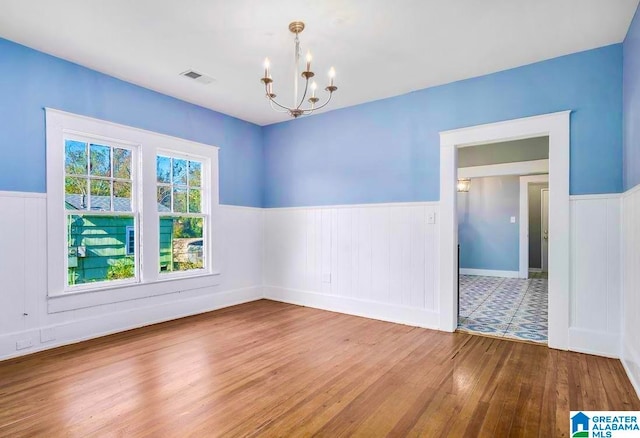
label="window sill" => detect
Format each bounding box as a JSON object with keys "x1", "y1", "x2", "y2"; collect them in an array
[{"x1": 48, "y1": 272, "x2": 221, "y2": 313}]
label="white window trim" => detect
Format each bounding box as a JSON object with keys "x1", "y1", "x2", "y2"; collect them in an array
[
  {"x1": 45, "y1": 108, "x2": 220, "y2": 312},
  {"x1": 156, "y1": 150, "x2": 210, "y2": 278},
  {"x1": 63, "y1": 136, "x2": 141, "y2": 292}
]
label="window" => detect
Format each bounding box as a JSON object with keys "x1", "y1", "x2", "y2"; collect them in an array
[
  {"x1": 64, "y1": 139, "x2": 138, "y2": 286},
  {"x1": 156, "y1": 155, "x2": 206, "y2": 273},
  {"x1": 46, "y1": 109, "x2": 219, "y2": 302}
]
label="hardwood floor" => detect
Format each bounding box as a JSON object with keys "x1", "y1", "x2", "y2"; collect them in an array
[{"x1": 1, "y1": 300, "x2": 638, "y2": 437}]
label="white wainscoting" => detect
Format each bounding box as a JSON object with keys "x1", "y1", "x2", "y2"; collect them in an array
[
  {"x1": 569, "y1": 194, "x2": 622, "y2": 358},
  {"x1": 0, "y1": 192, "x2": 264, "y2": 360},
  {"x1": 263, "y1": 203, "x2": 440, "y2": 329},
  {"x1": 622, "y1": 185, "x2": 640, "y2": 397},
  {"x1": 1, "y1": 192, "x2": 631, "y2": 364}
]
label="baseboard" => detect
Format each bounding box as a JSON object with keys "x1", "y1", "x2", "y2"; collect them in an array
[
  {"x1": 263, "y1": 286, "x2": 439, "y2": 330},
  {"x1": 568, "y1": 327, "x2": 620, "y2": 358},
  {"x1": 459, "y1": 268, "x2": 520, "y2": 278},
  {"x1": 0, "y1": 286, "x2": 263, "y2": 362},
  {"x1": 528, "y1": 268, "x2": 543, "y2": 273},
  {"x1": 622, "y1": 341, "x2": 640, "y2": 399}
]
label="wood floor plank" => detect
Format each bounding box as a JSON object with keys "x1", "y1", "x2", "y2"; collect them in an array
[{"x1": 0, "y1": 300, "x2": 638, "y2": 437}]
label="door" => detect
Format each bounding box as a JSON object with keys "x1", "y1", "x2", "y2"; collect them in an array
[{"x1": 541, "y1": 189, "x2": 549, "y2": 272}]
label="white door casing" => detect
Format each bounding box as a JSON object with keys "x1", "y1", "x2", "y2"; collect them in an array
[{"x1": 439, "y1": 111, "x2": 570, "y2": 351}]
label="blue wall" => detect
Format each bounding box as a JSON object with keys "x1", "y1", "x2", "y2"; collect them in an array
[
  {"x1": 458, "y1": 176, "x2": 520, "y2": 272},
  {"x1": 624, "y1": 4, "x2": 640, "y2": 191},
  {"x1": 0, "y1": 37, "x2": 628, "y2": 207},
  {"x1": 263, "y1": 45, "x2": 623, "y2": 207},
  {"x1": 0, "y1": 38, "x2": 263, "y2": 207}
]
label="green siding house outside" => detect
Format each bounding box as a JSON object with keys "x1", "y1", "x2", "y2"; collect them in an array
[
  {"x1": 66, "y1": 195, "x2": 173, "y2": 285},
  {"x1": 67, "y1": 214, "x2": 174, "y2": 284}
]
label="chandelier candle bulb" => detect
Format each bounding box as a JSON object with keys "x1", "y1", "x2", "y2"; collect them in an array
[
  {"x1": 306, "y1": 51, "x2": 312, "y2": 72},
  {"x1": 264, "y1": 58, "x2": 270, "y2": 78},
  {"x1": 329, "y1": 67, "x2": 336, "y2": 86},
  {"x1": 311, "y1": 81, "x2": 317, "y2": 98}
]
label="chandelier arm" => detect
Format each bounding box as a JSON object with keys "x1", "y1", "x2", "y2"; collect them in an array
[
  {"x1": 267, "y1": 95, "x2": 296, "y2": 112},
  {"x1": 296, "y1": 77, "x2": 310, "y2": 110},
  {"x1": 293, "y1": 91, "x2": 334, "y2": 116},
  {"x1": 263, "y1": 83, "x2": 296, "y2": 112},
  {"x1": 308, "y1": 91, "x2": 334, "y2": 112},
  {"x1": 269, "y1": 100, "x2": 290, "y2": 113}
]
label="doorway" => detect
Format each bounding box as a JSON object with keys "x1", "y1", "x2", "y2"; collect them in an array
[
  {"x1": 438, "y1": 111, "x2": 571, "y2": 350},
  {"x1": 455, "y1": 140, "x2": 549, "y2": 343}
]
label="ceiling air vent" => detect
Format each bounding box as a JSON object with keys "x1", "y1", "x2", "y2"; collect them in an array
[{"x1": 180, "y1": 69, "x2": 214, "y2": 85}]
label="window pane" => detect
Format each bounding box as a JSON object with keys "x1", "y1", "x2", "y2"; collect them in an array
[
  {"x1": 113, "y1": 148, "x2": 131, "y2": 179},
  {"x1": 156, "y1": 156, "x2": 171, "y2": 183},
  {"x1": 173, "y1": 187, "x2": 187, "y2": 213},
  {"x1": 188, "y1": 188, "x2": 201, "y2": 213},
  {"x1": 188, "y1": 161, "x2": 202, "y2": 187},
  {"x1": 65, "y1": 140, "x2": 87, "y2": 176},
  {"x1": 67, "y1": 214, "x2": 136, "y2": 285},
  {"x1": 173, "y1": 159, "x2": 188, "y2": 185},
  {"x1": 113, "y1": 181, "x2": 132, "y2": 211},
  {"x1": 90, "y1": 179, "x2": 111, "y2": 211},
  {"x1": 157, "y1": 186, "x2": 171, "y2": 211},
  {"x1": 65, "y1": 177, "x2": 88, "y2": 210},
  {"x1": 160, "y1": 216, "x2": 204, "y2": 272},
  {"x1": 90, "y1": 144, "x2": 111, "y2": 177}
]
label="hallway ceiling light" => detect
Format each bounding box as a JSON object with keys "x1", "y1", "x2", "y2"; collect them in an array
[
  {"x1": 261, "y1": 21, "x2": 338, "y2": 118},
  {"x1": 457, "y1": 178, "x2": 471, "y2": 192}
]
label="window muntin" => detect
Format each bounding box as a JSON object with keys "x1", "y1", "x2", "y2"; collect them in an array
[
  {"x1": 156, "y1": 156, "x2": 202, "y2": 214},
  {"x1": 64, "y1": 138, "x2": 137, "y2": 287},
  {"x1": 156, "y1": 155, "x2": 206, "y2": 273},
  {"x1": 64, "y1": 140, "x2": 133, "y2": 212}
]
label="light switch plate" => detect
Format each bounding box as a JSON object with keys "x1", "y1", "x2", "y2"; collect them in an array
[
  {"x1": 510, "y1": 216, "x2": 516, "y2": 223},
  {"x1": 427, "y1": 212, "x2": 436, "y2": 224}
]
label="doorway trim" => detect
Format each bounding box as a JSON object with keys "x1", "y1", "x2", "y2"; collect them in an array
[
  {"x1": 519, "y1": 174, "x2": 549, "y2": 279},
  {"x1": 438, "y1": 111, "x2": 571, "y2": 350}
]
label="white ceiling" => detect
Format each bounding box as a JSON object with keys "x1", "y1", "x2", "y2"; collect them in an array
[{"x1": 0, "y1": 0, "x2": 638, "y2": 126}]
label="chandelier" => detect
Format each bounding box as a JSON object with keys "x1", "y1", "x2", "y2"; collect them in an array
[{"x1": 261, "y1": 21, "x2": 338, "y2": 118}]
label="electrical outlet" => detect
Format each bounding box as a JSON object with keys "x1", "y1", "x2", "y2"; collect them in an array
[
  {"x1": 41, "y1": 328, "x2": 56, "y2": 343},
  {"x1": 322, "y1": 273, "x2": 332, "y2": 283},
  {"x1": 427, "y1": 212, "x2": 436, "y2": 224},
  {"x1": 16, "y1": 339, "x2": 33, "y2": 350}
]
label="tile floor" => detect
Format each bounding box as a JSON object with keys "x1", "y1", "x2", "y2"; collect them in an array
[{"x1": 457, "y1": 272, "x2": 548, "y2": 343}]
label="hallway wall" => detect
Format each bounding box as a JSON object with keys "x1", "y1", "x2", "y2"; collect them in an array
[{"x1": 458, "y1": 176, "x2": 520, "y2": 273}]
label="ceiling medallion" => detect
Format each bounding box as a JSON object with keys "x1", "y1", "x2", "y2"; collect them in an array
[{"x1": 261, "y1": 21, "x2": 338, "y2": 118}]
